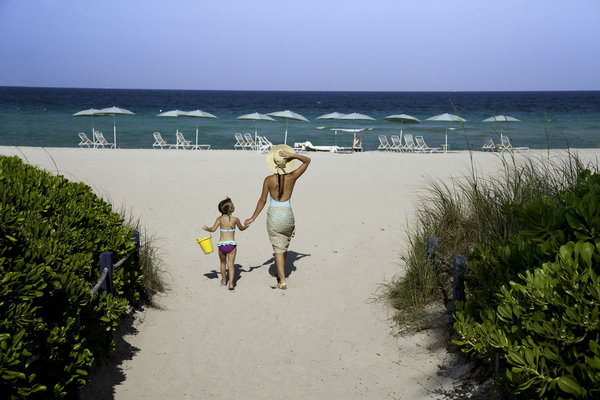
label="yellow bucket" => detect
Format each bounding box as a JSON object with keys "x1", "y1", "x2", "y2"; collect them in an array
[{"x1": 197, "y1": 236, "x2": 214, "y2": 254}]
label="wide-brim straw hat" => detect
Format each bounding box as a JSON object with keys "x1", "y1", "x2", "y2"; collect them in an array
[{"x1": 266, "y1": 144, "x2": 296, "y2": 174}]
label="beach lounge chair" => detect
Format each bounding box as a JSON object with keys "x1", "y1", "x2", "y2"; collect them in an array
[
  {"x1": 352, "y1": 135, "x2": 363, "y2": 152},
  {"x1": 499, "y1": 136, "x2": 529, "y2": 152},
  {"x1": 390, "y1": 135, "x2": 404, "y2": 152},
  {"x1": 415, "y1": 136, "x2": 441, "y2": 153},
  {"x1": 234, "y1": 133, "x2": 248, "y2": 150},
  {"x1": 403, "y1": 134, "x2": 417, "y2": 152},
  {"x1": 153, "y1": 132, "x2": 174, "y2": 149},
  {"x1": 244, "y1": 133, "x2": 259, "y2": 150},
  {"x1": 175, "y1": 131, "x2": 195, "y2": 149},
  {"x1": 77, "y1": 132, "x2": 93, "y2": 148},
  {"x1": 93, "y1": 131, "x2": 114, "y2": 148},
  {"x1": 482, "y1": 137, "x2": 498, "y2": 152},
  {"x1": 256, "y1": 136, "x2": 274, "y2": 153},
  {"x1": 378, "y1": 135, "x2": 392, "y2": 151},
  {"x1": 295, "y1": 141, "x2": 340, "y2": 153}
]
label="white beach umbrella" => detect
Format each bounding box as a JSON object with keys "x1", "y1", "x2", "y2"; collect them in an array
[
  {"x1": 339, "y1": 112, "x2": 375, "y2": 144},
  {"x1": 426, "y1": 113, "x2": 467, "y2": 151},
  {"x1": 384, "y1": 114, "x2": 422, "y2": 143},
  {"x1": 180, "y1": 109, "x2": 218, "y2": 147},
  {"x1": 73, "y1": 108, "x2": 106, "y2": 146},
  {"x1": 482, "y1": 115, "x2": 520, "y2": 123},
  {"x1": 316, "y1": 112, "x2": 346, "y2": 145},
  {"x1": 157, "y1": 109, "x2": 185, "y2": 134},
  {"x1": 97, "y1": 106, "x2": 135, "y2": 149},
  {"x1": 384, "y1": 114, "x2": 422, "y2": 124},
  {"x1": 267, "y1": 110, "x2": 309, "y2": 144},
  {"x1": 237, "y1": 112, "x2": 275, "y2": 148}
]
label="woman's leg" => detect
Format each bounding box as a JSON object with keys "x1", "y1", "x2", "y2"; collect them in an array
[
  {"x1": 227, "y1": 248, "x2": 237, "y2": 289},
  {"x1": 274, "y1": 251, "x2": 287, "y2": 287},
  {"x1": 218, "y1": 251, "x2": 227, "y2": 285}
]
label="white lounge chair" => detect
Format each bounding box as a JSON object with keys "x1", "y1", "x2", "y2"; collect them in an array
[
  {"x1": 403, "y1": 134, "x2": 417, "y2": 152},
  {"x1": 153, "y1": 132, "x2": 174, "y2": 149},
  {"x1": 295, "y1": 141, "x2": 340, "y2": 153},
  {"x1": 175, "y1": 131, "x2": 195, "y2": 149},
  {"x1": 257, "y1": 136, "x2": 274, "y2": 153},
  {"x1": 415, "y1": 136, "x2": 441, "y2": 153},
  {"x1": 77, "y1": 132, "x2": 93, "y2": 148},
  {"x1": 499, "y1": 136, "x2": 529, "y2": 152},
  {"x1": 234, "y1": 133, "x2": 248, "y2": 150},
  {"x1": 378, "y1": 135, "x2": 392, "y2": 151},
  {"x1": 244, "y1": 133, "x2": 258, "y2": 150},
  {"x1": 390, "y1": 135, "x2": 404, "y2": 152},
  {"x1": 482, "y1": 137, "x2": 498, "y2": 152},
  {"x1": 352, "y1": 135, "x2": 363, "y2": 152},
  {"x1": 93, "y1": 131, "x2": 114, "y2": 149}
]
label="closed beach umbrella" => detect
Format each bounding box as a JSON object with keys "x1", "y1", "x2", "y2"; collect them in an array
[
  {"x1": 73, "y1": 108, "x2": 106, "y2": 146},
  {"x1": 426, "y1": 113, "x2": 467, "y2": 151},
  {"x1": 316, "y1": 112, "x2": 346, "y2": 145},
  {"x1": 237, "y1": 112, "x2": 275, "y2": 147},
  {"x1": 181, "y1": 109, "x2": 218, "y2": 147},
  {"x1": 267, "y1": 110, "x2": 309, "y2": 145},
  {"x1": 97, "y1": 106, "x2": 135, "y2": 149},
  {"x1": 157, "y1": 109, "x2": 185, "y2": 134},
  {"x1": 482, "y1": 115, "x2": 520, "y2": 122}
]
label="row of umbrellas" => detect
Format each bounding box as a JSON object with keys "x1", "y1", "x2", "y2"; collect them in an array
[{"x1": 74, "y1": 106, "x2": 520, "y2": 148}]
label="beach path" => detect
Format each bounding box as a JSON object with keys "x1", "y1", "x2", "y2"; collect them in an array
[{"x1": 3, "y1": 147, "x2": 590, "y2": 399}]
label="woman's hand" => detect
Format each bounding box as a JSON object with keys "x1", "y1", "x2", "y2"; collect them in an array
[
  {"x1": 278, "y1": 150, "x2": 295, "y2": 161},
  {"x1": 202, "y1": 225, "x2": 209, "y2": 231},
  {"x1": 244, "y1": 218, "x2": 253, "y2": 227}
]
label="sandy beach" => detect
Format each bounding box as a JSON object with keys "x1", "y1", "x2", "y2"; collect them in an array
[{"x1": 2, "y1": 146, "x2": 599, "y2": 400}]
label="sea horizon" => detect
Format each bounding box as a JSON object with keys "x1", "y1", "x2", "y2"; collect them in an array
[{"x1": 1, "y1": 86, "x2": 599, "y2": 151}]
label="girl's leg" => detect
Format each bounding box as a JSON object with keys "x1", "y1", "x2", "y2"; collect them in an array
[
  {"x1": 227, "y1": 248, "x2": 237, "y2": 289},
  {"x1": 273, "y1": 251, "x2": 287, "y2": 287},
  {"x1": 218, "y1": 251, "x2": 227, "y2": 286}
]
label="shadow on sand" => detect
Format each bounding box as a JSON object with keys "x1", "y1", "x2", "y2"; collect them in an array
[
  {"x1": 78, "y1": 307, "x2": 143, "y2": 400},
  {"x1": 203, "y1": 250, "x2": 310, "y2": 287}
]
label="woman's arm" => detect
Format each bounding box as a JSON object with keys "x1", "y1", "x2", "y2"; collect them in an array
[
  {"x1": 281, "y1": 151, "x2": 311, "y2": 179},
  {"x1": 202, "y1": 217, "x2": 220, "y2": 232},
  {"x1": 244, "y1": 177, "x2": 269, "y2": 226}
]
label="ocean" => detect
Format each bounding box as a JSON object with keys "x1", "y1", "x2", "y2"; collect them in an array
[{"x1": 1, "y1": 87, "x2": 599, "y2": 151}]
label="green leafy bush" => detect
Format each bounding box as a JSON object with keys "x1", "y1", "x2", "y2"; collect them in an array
[
  {"x1": 454, "y1": 170, "x2": 600, "y2": 398},
  {"x1": 0, "y1": 155, "x2": 143, "y2": 398}
]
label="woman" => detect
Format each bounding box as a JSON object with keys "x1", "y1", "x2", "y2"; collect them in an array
[{"x1": 245, "y1": 144, "x2": 311, "y2": 290}]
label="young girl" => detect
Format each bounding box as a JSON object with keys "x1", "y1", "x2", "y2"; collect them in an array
[{"x1": 203, "y1": 197, "x2": 248, "y2": 291}]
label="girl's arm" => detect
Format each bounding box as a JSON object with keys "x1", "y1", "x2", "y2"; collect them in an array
[
  {"x1": 202, "y1": 217, "x2": 220, "y2": 232},
  {"x1": 235, "y1": 217, "x2": 248, "y2": 231},
  {"x1": 244, "y1": 177, "x2": 269, "y2": 226}
]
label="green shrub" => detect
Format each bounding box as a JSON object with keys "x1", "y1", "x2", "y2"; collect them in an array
[
  {"x1": 454, "y1": 170, "x2": 600, "y2": 398},
  {"x1": 0, "y1": 156, "x2": 144, "y2": 398}
]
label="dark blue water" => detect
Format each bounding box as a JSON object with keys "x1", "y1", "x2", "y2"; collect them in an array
[{"x1": 1, "y1": 87, "x2": 599, "y2": 150}]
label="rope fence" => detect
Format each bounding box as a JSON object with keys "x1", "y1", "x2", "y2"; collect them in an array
[{"x1": 90, "y1": 230, "x2": 140, "y2": 295}]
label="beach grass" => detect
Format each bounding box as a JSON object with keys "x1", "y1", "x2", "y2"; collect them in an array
[
  {"x1": 384, "y1": 150, "x2": 598, "y2": 331},
  {"x1": 121, "y1": 209, "x2": 167, "y2": 304}
]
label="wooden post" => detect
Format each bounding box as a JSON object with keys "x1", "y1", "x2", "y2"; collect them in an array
[
  {"x1": 451, "y1": 255, "x2": 466, "y2": 314},
  {"x1": 99, "y1": 251, "x2": 114, "y2": 293},
  {"x1": 426, "y1": 235, "x2": 438, "y2": 270},
  {"x1": 132, "y1": 230, "x2": 140, "y2": 266}
]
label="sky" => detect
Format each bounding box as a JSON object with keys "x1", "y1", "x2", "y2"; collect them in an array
[{"x1": 0, "y1": 0, "x2": 599, "y2": 91}]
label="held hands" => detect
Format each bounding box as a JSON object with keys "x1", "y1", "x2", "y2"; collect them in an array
[{"x1": 243, "y1": 218, "x2": 253, "y2": 228}]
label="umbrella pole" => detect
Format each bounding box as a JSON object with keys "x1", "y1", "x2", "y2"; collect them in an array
[
  {"x1": 284, "y1": 120, "x2": 289, "y2": 145},
  {"x1": 196, "y1": 122, "x2": 199, "y2": 147},
  {"x1": 113, "y1": 115, "x2": 117, "y2": 149},
  {"x1": 91, "y1": 116, "x2": 96, "y2": 147}
]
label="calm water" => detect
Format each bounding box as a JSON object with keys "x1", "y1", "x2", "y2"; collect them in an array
[{"x1": 1, "y1": 87, "x2": 599, "y2": 151}]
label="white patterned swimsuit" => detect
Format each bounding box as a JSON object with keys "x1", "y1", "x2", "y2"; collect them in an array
[{"x1": 266, "y1": 195, "x2": 295, "y2": 254}]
